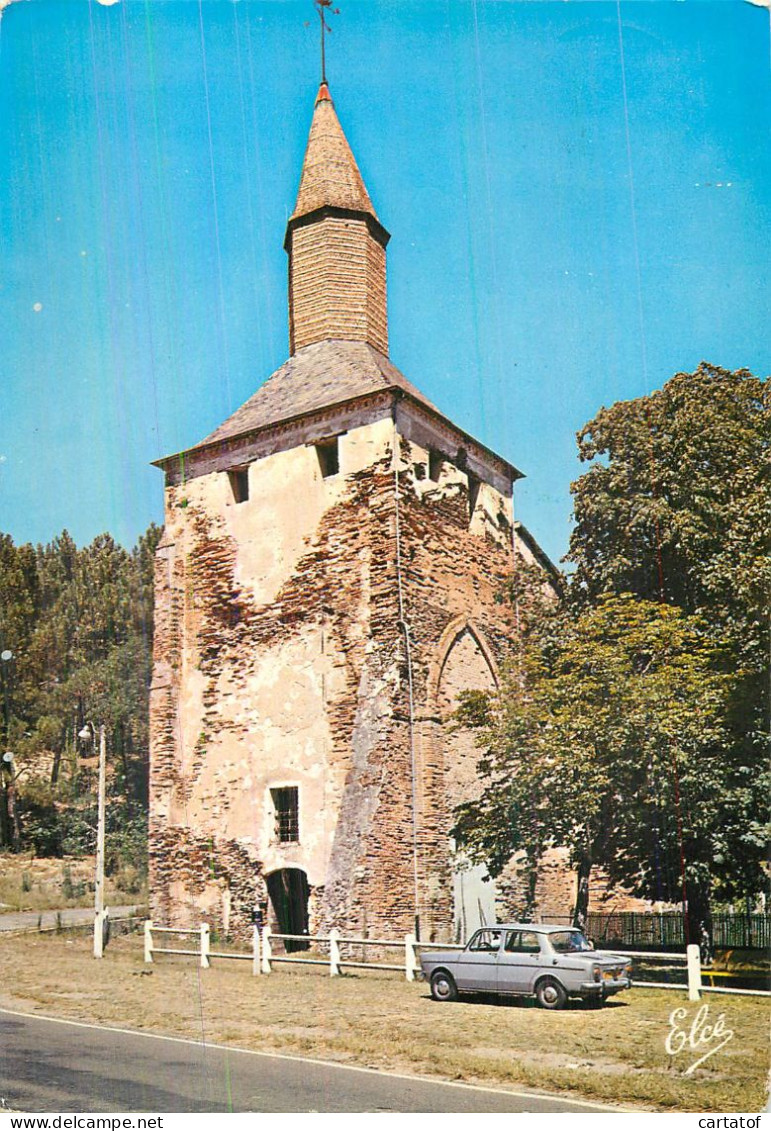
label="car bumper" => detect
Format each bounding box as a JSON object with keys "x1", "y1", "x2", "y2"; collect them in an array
[{"x1": 578, "y1": 977, "x2": 631, "y2": 997}]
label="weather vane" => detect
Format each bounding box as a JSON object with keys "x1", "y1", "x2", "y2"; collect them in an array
[{"x1": 314, "y1": 0, "x2": 340, "y2": 85}]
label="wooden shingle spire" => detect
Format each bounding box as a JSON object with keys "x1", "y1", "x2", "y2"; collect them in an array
[
  {"x1": 290, "y1": 84, "x2": 377, "y2": 220},
  {"x1": 285, "y1": 84, "x2": 390, "y2": 357}
]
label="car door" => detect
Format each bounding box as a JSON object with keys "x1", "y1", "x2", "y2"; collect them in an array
[
  {"x1": 452, "y1": 928, "x2": 502, "y2": 992},
  {"x1": 497, "y1": 930, "x2": 544, "y2": 995}
]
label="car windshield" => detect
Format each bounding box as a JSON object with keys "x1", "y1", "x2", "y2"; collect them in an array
[
  {"x1": 467, "y1": 928, "x2": 502, "y2": 952},
  {"x1": 549, "y1": 930, "x2": 593, "y2": 953}
]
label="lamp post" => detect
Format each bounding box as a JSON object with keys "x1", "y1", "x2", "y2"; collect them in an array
[
  {"x1": 79, "y1": 722, "x2": 107, "y2": 958},
  {"x1": 0, "y1": 649, "x2": 12, "y2": 741},
  {"x1": 1, "y1": 751, "x2": 18, "y2": 848},
  {"x1": 0, "y1": 649, "x2": 17, "y2": 849}
]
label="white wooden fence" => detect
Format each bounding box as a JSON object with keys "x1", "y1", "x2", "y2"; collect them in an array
[
  {"x1": 142, "y1": 923, "x2": 769, "y2": 999},
  {"x1": 144, "y1": 922, "x2": 211, "y2": 967},
  {"x1": 143, "y1": 921, "x2": 456, "y2": 981}
]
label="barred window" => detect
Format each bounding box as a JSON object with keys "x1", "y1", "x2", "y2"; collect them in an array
[{"x1": 271, "y1": 787, "x2": 299, "y2": 843}]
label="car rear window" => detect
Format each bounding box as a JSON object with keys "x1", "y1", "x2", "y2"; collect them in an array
[{"x1": 504, "y1": 931, "x2": 541, "y2": 954}]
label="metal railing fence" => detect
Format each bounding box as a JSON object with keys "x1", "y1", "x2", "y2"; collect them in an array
[{"x1": 540, "y1": 912, "x2": 771, "y2": 951}]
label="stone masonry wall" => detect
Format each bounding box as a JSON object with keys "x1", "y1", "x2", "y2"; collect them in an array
[
  {"x1": 150, "y1": 419, "x2": 403, "y2": 941},
  {"x1": 151, "y1": 415, "x2": 611, "y2": 945},
  {"x1": 324, "y1": 436, "x2": 522, "y2": 941}
]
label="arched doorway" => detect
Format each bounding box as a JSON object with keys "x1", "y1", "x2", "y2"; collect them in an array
[
  {"x1": 435, "y1": 621, "x2": 499, "y2": 942},
  {"x1": 266, "y1": 868, "x2": 310, "y2": 952}
]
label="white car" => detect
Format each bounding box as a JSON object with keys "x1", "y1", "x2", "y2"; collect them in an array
[{"x1": 420, "y1": 924, "x2": 632, "y2": 1009}]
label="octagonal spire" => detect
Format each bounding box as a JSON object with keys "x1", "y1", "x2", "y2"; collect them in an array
[{"x1": 285, "y1": 84, "x2": 390, "y2": 357}]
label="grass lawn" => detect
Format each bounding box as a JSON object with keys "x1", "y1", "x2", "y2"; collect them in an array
[
  {"x1": 0, "y1": 854, "x2": 145, "y2": 913},
  {"x1": 0, "y1": 931, "x2": 767, "y2": 1113}
]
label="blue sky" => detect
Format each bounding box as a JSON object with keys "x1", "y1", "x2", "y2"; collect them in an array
[{"x1": 0, "y1": 0, "x2": 768, "y2": 567}]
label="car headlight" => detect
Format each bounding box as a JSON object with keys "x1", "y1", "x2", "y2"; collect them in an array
[{"x1": 592, "y1": 964, "x2": 602, "y2": 983}]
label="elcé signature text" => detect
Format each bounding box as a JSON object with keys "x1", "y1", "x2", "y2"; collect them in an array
[{"x1": 665, "y1": 1003, "x2": 735, "y2": 1074}]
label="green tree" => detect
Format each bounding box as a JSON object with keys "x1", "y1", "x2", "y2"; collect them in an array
[
  {"x1": 0, "y1": 523, "x2": 162, "y2": 862},
  {"x1": 569, "y1": 364, "x2": 768, "y2": 612},
  {"x1": 454, "y1": 596, "x2": 733, "y2": 937},
  {"x1": 568, "y1": 363, "x2": 770, "y2": 917},
  {"x1": 457, "y1": 364, "x2": 768, "y2": 940}
]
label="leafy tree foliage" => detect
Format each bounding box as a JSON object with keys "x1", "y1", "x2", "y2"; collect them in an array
[
  {"x1": 455, "y1": 597, "x2": 733, "y2": 932},
  {"x1": 456, "y1": 364, "x2": 769, "y2": 935},
  {"x1": 569, "y1": 363, "x2": 769, "y2": 914},
  {"x1": 570, "y1": 362, "x2": 768, "y2": 668},
  {"x1": 0, "y1": 524, "x2": 161, "y2": 873}
]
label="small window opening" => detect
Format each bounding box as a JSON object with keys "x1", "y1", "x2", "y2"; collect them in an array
[
  {"x1": 468, "y1": 472, "x2": 481, "y2": 521},
  {"x1": 428, "y1": 450, "x2": 444, "y2": 482},
  {"x1": 414, "y1": 463, "x2": 426, "y2": 481},
  {"x1": 271, "y1": 786, "x2": 299, "y2": 843},
  {"x1": 316, "y1": 438, "x2": 339, "y2": 478},
  {"x1": 228, "y1": 468, "x2": 249, "y2": 504},
  {"x1": 496, "y1": 507, "x2": 512, "y2": 535}
]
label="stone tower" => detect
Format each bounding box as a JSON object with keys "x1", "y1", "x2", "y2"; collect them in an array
[{"x1": 149, "y1": 83, "x2": 553, "y2": 943}]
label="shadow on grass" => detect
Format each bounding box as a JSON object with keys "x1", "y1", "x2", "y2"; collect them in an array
[{"x1": 419, "y1": 991, "x2": 630, "y2": 1012}]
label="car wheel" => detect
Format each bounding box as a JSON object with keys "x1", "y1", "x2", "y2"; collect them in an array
[
  {"x1": 430, "y1": 970, "x2": 458, "y2": 1002},
  {"x1": 535, "y1": 977, "x2": 568, "y2": 1010}
]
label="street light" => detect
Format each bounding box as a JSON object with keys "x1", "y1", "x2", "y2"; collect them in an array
[
  {"x1": 1, "y1": 648, "x2": 13, "y2": 743},
  {"x1": 79, "y1": 722, "x2": 107, "y2": 959},
  {"x1": 0, "y1": 651, "x2": 16, "y2": 848},
  {"x1": 1, "y1": 749, "x2": 21, "y2": 849}
]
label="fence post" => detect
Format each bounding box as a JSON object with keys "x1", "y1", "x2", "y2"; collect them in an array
[
  {"x1": 686, "y1": 943, "x2": 701, "y2": 1001},
  {"x1": 252, "y1": 924, "x2": 261, "y2": 976},
  {"x1": 144, "y1": 919, "x2": 153, "y2": 964},
  {"x1": 329, "y1": 928, "x2": 342, "y2": 977},
  {"x1": 404, "y1": 933, "x2": 419, "y2": 982},
  {"x1": 200, "y1": 923, "x2": 211, "y2": 969},
  {"x1": 261, "y1": 932, "x2": 273, "y2": 974}
]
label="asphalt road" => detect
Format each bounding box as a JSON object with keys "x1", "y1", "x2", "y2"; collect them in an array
[{"x1": 0, "y1": 1009, "x2": 613, "y2": 1114}]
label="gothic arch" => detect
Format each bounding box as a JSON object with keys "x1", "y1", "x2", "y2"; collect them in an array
[
  {"x1": 421, "y1": 617, "x2": 501, "y2": 942},
  {"x1": 426, "y1": 616, "x2": 500, "y2": 719}
]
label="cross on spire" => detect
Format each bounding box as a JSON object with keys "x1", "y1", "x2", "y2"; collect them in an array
[{"x1": 314, "y1": 0, "x2": 340, "y2": 85}]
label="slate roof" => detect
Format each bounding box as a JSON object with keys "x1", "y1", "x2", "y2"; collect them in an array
[
  {"x1": 194, "y1": 339, "x2": 440, "y2": 449},
  {"x1": 158, "y1": 84, "x2": 520, "y2": 482},
  {"x1": 290, "y1": 84, "x2": 379, "y2": 223}
]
